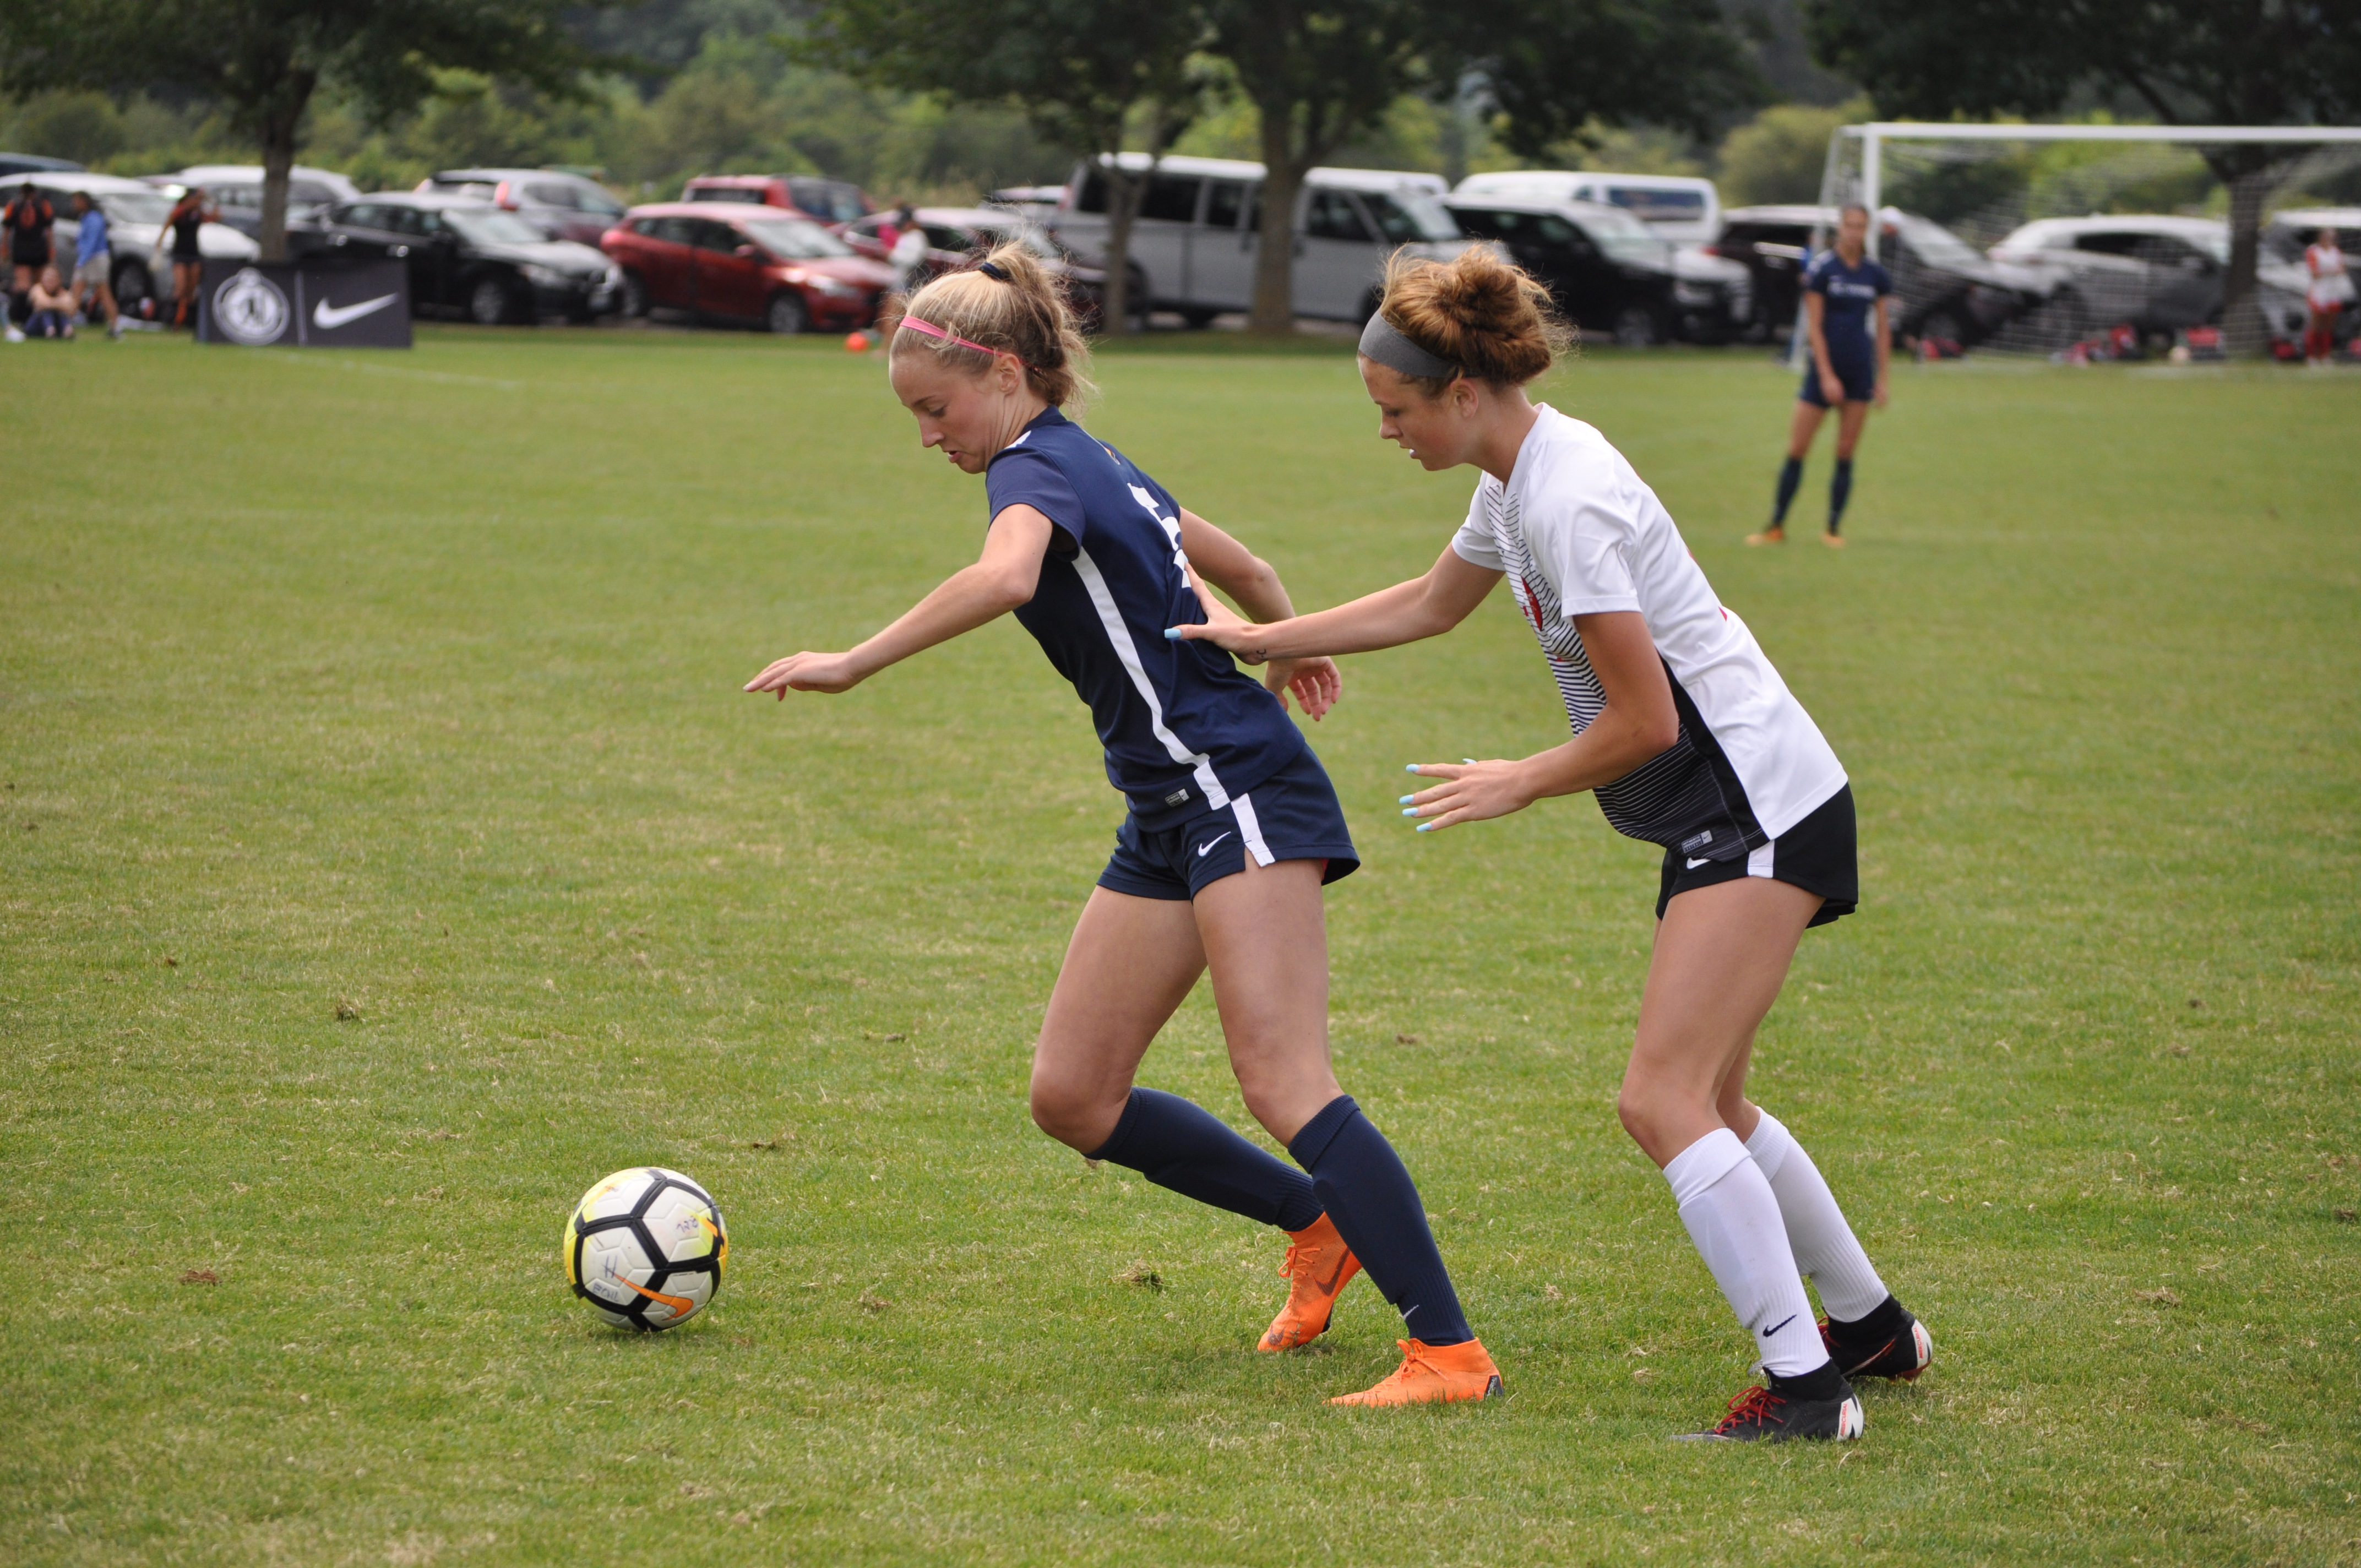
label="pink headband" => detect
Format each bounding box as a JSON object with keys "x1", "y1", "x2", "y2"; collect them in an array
[{"x1": 897, "y1": 315, "x2": 1027, "y2": 366}]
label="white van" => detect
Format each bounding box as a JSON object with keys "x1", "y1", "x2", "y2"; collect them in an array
[
  {"x1": 1451, "y1": 171, "x2": 1722, "y2": 247},
  {"x1": 1052, "y1": 153, "x2": 1470, "y2": 324}
]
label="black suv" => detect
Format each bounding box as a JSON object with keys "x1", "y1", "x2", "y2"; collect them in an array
[
  {"x1": 1445, "y1": 197, "x2": 1751, "y2": 345},
  {"x1": 318, "y1": 193, "x2": 621, "y2": 324}
]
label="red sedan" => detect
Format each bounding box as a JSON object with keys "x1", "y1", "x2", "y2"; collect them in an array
[{"x1": 602, "y1": 203, "x2": 896, "y2": 334}]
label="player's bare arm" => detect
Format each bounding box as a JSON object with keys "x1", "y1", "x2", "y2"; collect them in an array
[{"x1": 1175, "y1": 507, "x2": 1341, "y2": 720}]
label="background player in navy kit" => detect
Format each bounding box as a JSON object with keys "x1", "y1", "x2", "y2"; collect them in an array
[
  {"x1": 1750, "y1": 204, "x2": 1892, "y2": 549},
  {"x1": 744, "y1": 243, "x2": 1502, "y2": 1407},
  {"x1": 1179, "y1": 248, "x2": 1932, "y2": 1441}
]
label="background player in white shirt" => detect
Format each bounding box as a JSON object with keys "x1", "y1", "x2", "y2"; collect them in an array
[{"x1": 1175, "y1": 248, "x2": 1932, "y2": 1440}]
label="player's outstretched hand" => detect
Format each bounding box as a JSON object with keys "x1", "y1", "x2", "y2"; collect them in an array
[
  {"x1": 1264, "y1": 656, "x2": 1341, "y2": 721},
  {"x1": 1400, "y1": 759, "x2": 1535, "y2": 832},
  {"x1": 1165, "y1": 619, "x2": 1274, "y2": 665},
  {"x1": 744, "y1": 650, "x2": 866, "y2": 698}
]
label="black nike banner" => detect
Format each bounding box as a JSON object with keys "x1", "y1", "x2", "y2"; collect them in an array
[{"x1": 196, "y1": 259, "x2": 412, "y2": 349}]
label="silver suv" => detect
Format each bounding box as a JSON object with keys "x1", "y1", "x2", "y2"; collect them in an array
[{"x1": 1050, "y1": 154, "x2": 1476, "y2": 326}]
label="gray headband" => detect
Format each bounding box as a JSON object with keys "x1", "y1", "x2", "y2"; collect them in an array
[{"x1": 1357, "y1": 313, "x2": 1457, "y2": 380}]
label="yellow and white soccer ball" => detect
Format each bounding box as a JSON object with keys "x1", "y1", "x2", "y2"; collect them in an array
[{"x1": 562, "y1": 1167, "x2": 728, "y2": 1331}]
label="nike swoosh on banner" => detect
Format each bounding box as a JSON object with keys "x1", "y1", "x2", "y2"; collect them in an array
[
  {"x1": 1196, "y1": 831, "x2": 1233, "y2": 857},
  {"x1": 313, "y1": 293, "x2": 398, "y2": 329}
]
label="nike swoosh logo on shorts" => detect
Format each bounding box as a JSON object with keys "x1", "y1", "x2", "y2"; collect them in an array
[
  {"x1": 1196, "y1": 832, "x2": 1233, "y2": 858},
  {"x1": 1685, "y1": 856, "x2": 1711, "y2": 869},
  {"x1": 313, "y1": 292, "x2": 398, "y2": 329}
]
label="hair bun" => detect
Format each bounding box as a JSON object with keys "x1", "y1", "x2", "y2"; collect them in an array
[{"x1": 1378, "y1": 247, "x2": 1571, "y2": 388}]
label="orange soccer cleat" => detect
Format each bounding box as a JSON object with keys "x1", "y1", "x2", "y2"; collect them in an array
[
  {"x1": 1259, "y1": 1212, "x2": 1363, "y2": 1352},
  {"x1": 1329, "y1": 1338, "x2": 1502, "y2": 1407}
]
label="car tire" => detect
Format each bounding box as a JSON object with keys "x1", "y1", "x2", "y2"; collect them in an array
[
  {"x1": 1614, "y1": 305, "x2": 1663, "y2": 347},
  {"x1": 765, "y1": 292, "x2": 809, "y2": 335},
  {"x1": 470, "y1": 276, "x2": 521, "y2": 326},
  {"x1": 1919, "y1": 307, "x2": 1965, "y2": 347},
  {"x1": 1356, "y1": 288, "x2": 1384, "y2": 327},
  {"x1": 1180, "y1": 308, "x2": 1217, "y2": 330},
  {"x1": 111, "y1": 259, "x2": 155, "y2": 319},
  {"x1": 618, "y1": 271, "x2": 648, "y2": 319}
]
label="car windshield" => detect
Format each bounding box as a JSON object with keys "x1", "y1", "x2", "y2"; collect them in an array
[
  {"x1": 1890, "y1": 214, "x2": 1984, "y2": 269},
  {"x1": 742, "y1": 218, "x2": 854, "y2": 259},
  {"x1": 444, "y1": 209, "x2": 547, "y2": 246},
  {"x1": 1606, "y1": 187, "x2": 1706, "y2": 225},
  {"x1": 95, "y1": 190, "x2": 173, "y2": 225},
  {"x1": 1360, "y1": 190, "x2": 1460, "y2": 243},
  {"x1": 1580, "y1": 205, "x2": 1671, "y2": 262}
]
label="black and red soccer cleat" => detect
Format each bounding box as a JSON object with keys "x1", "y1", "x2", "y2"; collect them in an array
[
  {"x1": 1675, "y1": 1363, "x2": 1864, "y2": 1442},
  {"x1": 1819, "y1": 1296, "x2": 1933, "y2": 1382}
]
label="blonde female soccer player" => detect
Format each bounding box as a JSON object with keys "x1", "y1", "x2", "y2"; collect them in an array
[
  {"x1": 745, "y1": 244, "x2": 1499, "y2": 1407},
  {"x1": 1174, "y1": 248, "x2": 1931, "y2": 1440}
]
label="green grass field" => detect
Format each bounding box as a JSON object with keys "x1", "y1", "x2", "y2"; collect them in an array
[{"x1": 5, "y1": 326, "x2": 2358, "y2": 1566}]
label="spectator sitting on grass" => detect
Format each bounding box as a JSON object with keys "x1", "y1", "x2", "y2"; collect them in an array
[{"x1": 24, "y1": 264, "x2": 75, "y2": 338}]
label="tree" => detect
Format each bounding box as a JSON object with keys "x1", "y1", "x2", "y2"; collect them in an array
[
  {"x1": 0, "y1": 0, "x2": 599, "y2": 259},
  {"x1": 797, "y1": 0, "x2": 1206, "y2": 334},
  {"x1": 1805, "y1": 0, "x2": 2361, "y2": 349},
  {"x1": 1203, "y1": 0, "x2": 1761, "y2": 330}
]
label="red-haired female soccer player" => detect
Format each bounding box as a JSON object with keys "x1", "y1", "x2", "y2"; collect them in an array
[
  {"x1": 745, "y1": 243, "x2": 1499, "y2": 1406},
  {"x1": 1176, "y1": 248, "x2": 1932, "y2": 1441}
]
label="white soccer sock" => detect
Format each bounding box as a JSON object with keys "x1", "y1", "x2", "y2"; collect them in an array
[
  {"x1": 1745, "y1": 1108, "x2": 1890, "y2": 1322},
  {"x1": 1663, "y1": 1128, "x2": 1829, "y2": 1378}
]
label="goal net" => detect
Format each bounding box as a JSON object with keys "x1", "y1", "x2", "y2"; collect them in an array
[{"x1": 1807, "y1": 123, "x2": 2361, "y2": 359}]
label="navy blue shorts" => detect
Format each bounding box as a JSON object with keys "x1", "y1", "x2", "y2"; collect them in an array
[
  {"x1": 1100, "y1": 747, "x2": 1359, "y2": 901},
  {"x1": 1800, "y1": 354, "x2": 1876, "y2": 407}
]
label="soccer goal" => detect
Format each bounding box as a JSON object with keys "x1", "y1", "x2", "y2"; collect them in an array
[{"x1": 1807, "y1": 121, "x2": 2361, "y2": 358}]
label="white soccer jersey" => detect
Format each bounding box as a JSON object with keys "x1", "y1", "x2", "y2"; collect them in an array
[{"x1": 1450, "y1": 405, "x2": 1846, "y2": 857}]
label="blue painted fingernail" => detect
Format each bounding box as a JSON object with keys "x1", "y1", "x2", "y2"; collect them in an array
[
  {"x1": 1416, "y1": 823, "x2": 1433, "y2": 832},
  {"x1": 1404, "y1": 763, "x2": 1419, "y2": 774},
  {"x1": 1401, "y1": 807, "x2": 1418, "y2": 816},
  {"x1": 1398, "y1": 794, "x2": 1414, "y2": 804},
  {"x1": 1162, "y1": 628, "x2": 1182, "y2": 639}
]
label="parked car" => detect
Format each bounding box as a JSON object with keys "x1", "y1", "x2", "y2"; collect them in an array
[
  {"x1": 415, "y1": 169, "x2": 625, "y2": 247},
  {"x1": 1051, "y1": 153, "x2": 1472, "y2": 325},
  {"x1": 985, "y1": 184, "x2": 1067, "y2": 221},
  {"x1": 167, "y1": 164, "x2": 360, "y2": 246},
  {"x1": 841, "y1": 206, "x2": 1148, "y2": 330},
  {"x1": 319, "y1": 193, "x2": 620, "y2": 324},
  {"x1": 1452, "y1": 170, "x2": 1722, "y2": 247},
  {"x1": 1444, "y1": 195, "x2": 1750, "y2": 345},
  {"x1": 0, "y1": 153, "x2": 84, "y2": 179},
  {"x1": 1709, "y1": 204, "x2": 1825, "y2": 333},
  {"x1": 1989, "y1": 215, "x2": 2228, "y2": 346},
  {"x1": 681, "y1": 176, "x2": 873, "y2": 226},
  {"x1": 20, "y1": 171, "x2": 255, "y2": 320},
  {"x1": 2259, "y1": 206, "x2": 2361, "y2": 350},
  {"x1": 602, "y1": 202, "x2": 895, "y2": 333}
]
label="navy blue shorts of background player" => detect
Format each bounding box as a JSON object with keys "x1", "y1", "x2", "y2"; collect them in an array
[
  {"x1": 1799, "y1": 355, "x2": 1878, "y2": 407},
  {"x1": 1100, "y1": 747, "x2": 1359, "y2": 901},
  {"x1": 1656, "y1": 784, "x2": 1857, "y2": 928}
]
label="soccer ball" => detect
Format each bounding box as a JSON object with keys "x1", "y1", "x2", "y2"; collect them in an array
[{"x1": 563, "y1": 1167, "x2": 728, "y2": 1331}]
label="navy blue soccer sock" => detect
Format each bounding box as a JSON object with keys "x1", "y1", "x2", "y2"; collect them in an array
[
  {"x1": 1772, "y1": 456, "x2": 1804, "y2": 525},
  {"x1": 1829, "y1": 458, "x2": 1854, "y2": 533},
  {"x1": 1286, "y1": 1095, "x2": 1472, "y2": 1346},
  {"x1": 1087, "y1": 1087, "x2": 1324, "y2": 1232}
]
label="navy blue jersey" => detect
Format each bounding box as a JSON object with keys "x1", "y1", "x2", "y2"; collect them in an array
[
  {"x1": 986, "y1": 408, "x2": 1306, "y2": 826},
  {"x1": 1805, "y1": 250, "x2": 1893, "y2": 356}
]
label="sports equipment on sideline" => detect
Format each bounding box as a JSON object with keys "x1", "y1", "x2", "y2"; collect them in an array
[
  {"x1": 1260, "y1": 1211, "x2": 1363, "y2": 1351},
  {"x1": 1328, "y1": 1338, "x2": 1502, "y2": 1407},
  {"x1": 563, "y1": 1167, "x2": 728, "y2": 1331}
]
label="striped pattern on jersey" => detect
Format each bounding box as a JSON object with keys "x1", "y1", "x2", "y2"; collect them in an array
[{"x1": 1487, "y1": 483, "x2": 1765, "y2": 861}]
